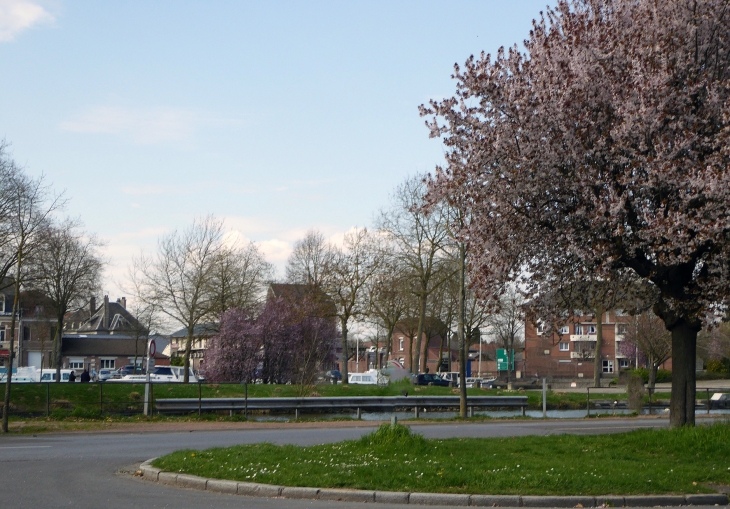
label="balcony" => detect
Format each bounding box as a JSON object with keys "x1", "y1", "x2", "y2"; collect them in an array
[
  {"x1": 570, "y1": 334, "x2": 596, "y2": 342},
  {"x1": 571, "y1": 351, "x2": 595, "y2": 359}
]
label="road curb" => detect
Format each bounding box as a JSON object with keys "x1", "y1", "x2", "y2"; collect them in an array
[{"x1": 138, "y1": 459, "x2": 730, "y2": 507}]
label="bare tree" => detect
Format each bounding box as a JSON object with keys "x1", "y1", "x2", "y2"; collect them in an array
[
  {"x1": 324, "y1": 228, "x2": 382, "y2": 382},
  {"x1": 621, "y1": 311, "x2": 672, "y2": 390},
  {"x1": 208, "y1": 240, "x2": 273, "y2": 318},
  {"x1": 285, "y1": 229, "x2": 334, "y2": 289},
  {"x1": 366, "y1": 250, "x2": 414, "y2": 369},
  {"x1": 29, "y1": 219, "x2": 103, "y2": 383},
  {"x1": 377, "y1": 175, "x2": 450, "y2": 373},
  {"x1": 486, "y1": 287, "x2": 524, "y2": 386},
  {"x1": 130, "y1": 216, "x2": 224, "y2": 383},
  {"x1": 2, "y1": 158, "x2": 63, "y2": 433}
]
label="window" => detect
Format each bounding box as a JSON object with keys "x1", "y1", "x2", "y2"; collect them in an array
[
  {"x1": 100, "y1": 358, "x2": 115, "y2": 369},
  {"x1": 587, "y1": 325, "x2": 597, "y2": 335},
  {"x1": 616, "y1": 323, "x2": 629, "y2": 335},
  {"x1": 0, "y1": 325, "x2": 4, "y2": 342},
  {"x1": 619, "y1": 358, "x2": 630, "y2": 369},
  {"x1": 559, "y1": 325, "x2": 569, "y2": 335},
  {"x1": 574, "y1": 324, "x2": 584, "y2": 335},
  {"x1": 602, "y1": 360, "x2": 614, "y2": 373},
  {"x1": 559, "y1": 342, "x2": 569, "y2": 351},
  {"x1": 399, "y1": 338, "x2": 404, "y2": 351},
  {"x1": 536, "y1": 322, "x2": 546, "y2": 335},
  {"x1": 69, "y1": 358, "x2": 84, "y2": 370},
  {"x1": 0, "y1": 294, "x2": 4, "y2": 312}
]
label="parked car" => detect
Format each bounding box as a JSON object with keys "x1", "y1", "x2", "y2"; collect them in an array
[
  {"x1": 119, "y1": 365, "x2": 144, "y2": 376},
  {"x1": 324, "y1": 370, "x2": 342, "y2": 383},
  {"x1": 412, "y1": 373, "x2": 450, "y2": 387},
  {"x1": 439, "y1": 372, "x2": 461, "y2": 386},
  {"x1": 97, "y1": 368, "x2": 115, "y2": 382}
]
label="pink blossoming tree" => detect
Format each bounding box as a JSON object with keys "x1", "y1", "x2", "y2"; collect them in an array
[{"x1": 422, "y1": 0, "x2": 730, "y2": 426}]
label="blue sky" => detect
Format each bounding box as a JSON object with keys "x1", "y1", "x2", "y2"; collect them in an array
[{"x1": 1, "y1": 0, "x2": 552, "y2": 296}]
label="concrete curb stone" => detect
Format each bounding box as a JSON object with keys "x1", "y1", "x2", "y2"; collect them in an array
[
  {"x1": 139, "y1": 458, "x2": 161, "y2": 482},
  {"x1": 176, "y1": 473, "x2": 207, "y2": 490},
  {"x1": 205, "y1": 479, "x2": 238, "y2": 495},
  {"x1": 236, "y1": 481, "x2": 282, "y2": 497},
  {"x1": 409, "y1": 492, "x2": 470, "y2": 506},
  {"x1": 374, "y1": 491, "x2": 410, "y2": 504},
  {"x1": 318, "y1": 488, "x2": 375, "y2": 503},
  {"x1": 596, "y1": 496, "x2": 625, "y2": 508},
  {"x1": 522, "y1": 496, "x2": 596, "y2": 507},
  {"x1": 623, "y1": 495, "x2": 686, "y2": 507},
  {"x1": 685, "y1": 494, "x2": 729, "y2": 505},
  {"x1": 469, "y1": 495, "x2": 522, "y2": 507},
  {"x1": 157, "y1": 472, "x2": 178, "y2": 486},
  {"x1": 280, "y1": 486, "x2": 320, "y2": 499}
]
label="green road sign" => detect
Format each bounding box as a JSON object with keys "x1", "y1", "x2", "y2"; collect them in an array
[{"x1": 496, "y1": 348, "x2": 514, "y2": 371}]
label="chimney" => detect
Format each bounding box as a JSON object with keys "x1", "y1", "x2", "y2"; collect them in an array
[
  {"x1": 103, "y1": 295, "x2": 110, "y2": 329},
  {"x1": 117, "y1": 297, "x2": 127, "y2": 309},
  {"x1": 89, "y1": 297, "x2": 96, "y2": 317}
]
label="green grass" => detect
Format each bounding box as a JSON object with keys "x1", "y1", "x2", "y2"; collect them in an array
[{"x1": 152, "y1": 422, "x2": 730, "y2": 496}]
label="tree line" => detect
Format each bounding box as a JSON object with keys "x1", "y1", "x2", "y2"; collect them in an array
[{"x1": 1, "y1": 143, "x2": 103, "y2": 432}]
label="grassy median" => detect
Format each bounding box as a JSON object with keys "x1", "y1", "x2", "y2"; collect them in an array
[{"x1": 152, "y1": 422, "x2": 730, "y2": 496}]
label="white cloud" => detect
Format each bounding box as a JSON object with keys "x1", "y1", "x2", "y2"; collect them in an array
[
  {"x1": 0, "y1": 0, "x2": 54, "y2": 42},
  {"x1": 60, "y1": 105, "x2": 239, "y2": 145}
]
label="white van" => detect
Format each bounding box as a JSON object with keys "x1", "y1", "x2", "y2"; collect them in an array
[
  {"x1": 348, "y1": 369, "x2": 388, "y2": 386},
  {"x1": 348, "y1": 372, "x2": 377, "y2": 385},
  {"x1": 40, "y1": 369, "x2": 75, "y2": 382}
]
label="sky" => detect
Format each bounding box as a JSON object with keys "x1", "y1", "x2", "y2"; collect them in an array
[{"x1": 1, "y1": 0, "x2": 552, "y2": 299}]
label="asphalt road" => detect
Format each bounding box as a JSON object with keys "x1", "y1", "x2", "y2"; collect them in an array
[{"x1": 0, "y1": 417, "x2": 724, "y2": 509}]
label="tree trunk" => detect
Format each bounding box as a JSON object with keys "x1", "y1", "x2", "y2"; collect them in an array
[
  {"x1": 53, "y1": 316, "x2": 63, "y2": 382},
  {"x1": 384, "y1": 323, "x2": 395, "y2": 369},
  {"x1": 669, "y1": 321, "x2": 697, "y2": 428},
  {"x1": 341, "y1": 319, "x2": 349, "y2": 383},
  {"x1": 2, "y1": 276, "x2": 21, "y2": 433},
  {"x1": 649, "y1": 356, "x2": 657, "y2": 391},
  {"x1": 414, "y1": 288, "x2": 427, "y2": 373},
  {"x1": 458, "y1": 243, "x2": 467, "y2": 418},
  {"x1": 593, "y1": 309, "x2": 604, "y2": 388},
  {"x1": 183, "y1": 324, "x2": 194, "y2": 383}
]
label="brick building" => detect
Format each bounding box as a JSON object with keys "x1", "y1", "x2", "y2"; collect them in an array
[{"x1": 524, "y1": 310, "x2": 638, "y2": 380}]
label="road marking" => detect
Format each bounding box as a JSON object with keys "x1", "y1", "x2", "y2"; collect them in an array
[{"x1": 0, "y1": 445, "x2": 52, "y2": 449}]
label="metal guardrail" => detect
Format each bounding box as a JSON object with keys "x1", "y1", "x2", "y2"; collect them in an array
[{"x1": 155, "y1": 395, "x2": 529, "y2": 418}]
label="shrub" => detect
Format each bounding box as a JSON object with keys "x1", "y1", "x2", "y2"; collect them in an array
[
  {"x1": 706, "y1": 358, "x2": 730, "y2": 374},
  {"x1": 628, "y1": 368, "x2": 672, "y2": 383}
]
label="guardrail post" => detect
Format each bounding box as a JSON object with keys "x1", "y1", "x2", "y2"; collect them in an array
[
  {"x1": 414, "y1": 405, "x2": 419, "y2": 418},
  {"x1": 198, "y1": 381, "x2": 202, "y2": 417},
  {"x1": 244, "y1": 382, "x2": 248, "y2": 419},
  {"x1": 46, "y1": 382, "x2": 50, "y2": 417},
  {"x1": 522, "y1": 403, "x2": 526, "y2": 417},
  {"x1": 586, "y1": 387, "x2": 590, "y2": 417},
  {"x1": 707, "y1": 388, "x2": 710, "y2": 414},
  {"x1": 295, "y1": 408, "x2": 299, "y2": 420},
  {"x1": 391, "y1": 415, "x2": 397, "y2": 427},
  {"x1": 542, "y1": 378, "x2": 547, "y2": 419},
  {"x1": 357, "y1": 407, "x2": 361, "y2": 420}
]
